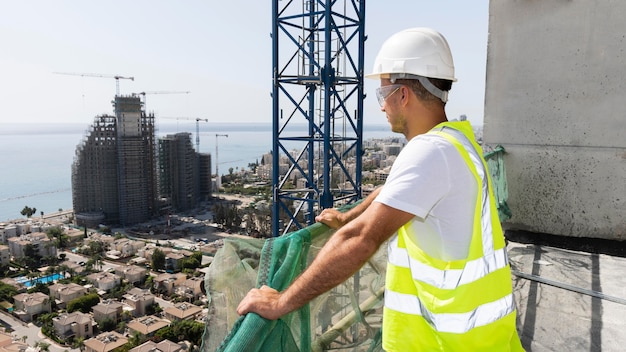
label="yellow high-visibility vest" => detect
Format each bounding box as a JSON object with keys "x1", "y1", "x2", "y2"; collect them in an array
[{"x1": 383, "y1": 121, "x2": 524, "y2": 351}]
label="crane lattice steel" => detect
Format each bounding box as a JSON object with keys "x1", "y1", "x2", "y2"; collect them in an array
[
  {"x1": 160, "y1": 117, "x2": 207, "y2": 152},
  {"x1": 271, "y1": 0, "x2": 366, "y2": 236},
  {"x1": 132, "y1": 91, "x2": 191, "y2": 113},
  {"x1": 53, "y1": 72, "x2": 135, "y2": 95}
]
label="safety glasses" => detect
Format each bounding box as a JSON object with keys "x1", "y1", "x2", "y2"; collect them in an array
[{"x1": 375, "y1": 84, "x2": 403, "y2": 106}]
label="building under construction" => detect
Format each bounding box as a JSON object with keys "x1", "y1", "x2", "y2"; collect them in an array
[
  {"x1": 72, "y1": 96, "x2": 212, "y2": 227},
  {"x1": 158, "y1": 132, "x2": 212, "y2": 212},
  {"x1": 72, "y1": 96, "x2": 157, "y2": 227}
]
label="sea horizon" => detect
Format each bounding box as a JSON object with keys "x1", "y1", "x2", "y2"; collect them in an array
[{"x1": 0, "y1": 121, "x2": 401, "y2": 222}]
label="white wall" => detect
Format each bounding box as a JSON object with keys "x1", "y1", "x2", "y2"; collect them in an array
[{"x1": 484, "y1": 1, "x2": 626, "y2": 240}]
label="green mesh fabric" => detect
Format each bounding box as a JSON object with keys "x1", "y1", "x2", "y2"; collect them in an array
[
  {"x1": 202, "y1": 147, "x2": 510, "y2": 351},
  {"x1": 202, "y1": 219, "x2": 387, "y2": 352},
  {"x1": 484, "y1": 144, "x2": 512, "y2": 222}
]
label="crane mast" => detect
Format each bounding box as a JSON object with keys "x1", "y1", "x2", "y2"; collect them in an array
[{"x1": 271, "y1": 0, "x2": 366, "y2": 236}]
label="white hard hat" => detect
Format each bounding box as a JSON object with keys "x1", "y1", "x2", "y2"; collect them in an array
[{"x1": 366, "y1": 27, "x2": 456, "y2": 82}]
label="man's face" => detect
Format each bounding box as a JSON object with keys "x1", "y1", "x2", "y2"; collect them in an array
[{"x1": 378, "y1": 79, "x2": 406, "y2": 134}]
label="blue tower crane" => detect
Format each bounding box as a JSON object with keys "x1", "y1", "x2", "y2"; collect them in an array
[{"x1": 271, "y1": 0, "x2": 366, "y2": 236}]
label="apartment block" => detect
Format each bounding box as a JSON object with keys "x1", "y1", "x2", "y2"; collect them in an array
[
  {"x1": 0, "y1": 245, "x2": 9, "y2": 265},
  {"x1": 7, "y1": 232, "x2": 56, "y2": 259}
]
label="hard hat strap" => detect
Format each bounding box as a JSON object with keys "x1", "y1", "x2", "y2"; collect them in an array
[{"x1": 390, "y1": 73, "x2": 449, "y2": 103}]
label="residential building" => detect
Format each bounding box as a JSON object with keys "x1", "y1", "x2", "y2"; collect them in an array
[
  {"x1": 84, "y1": 332, "x2": 128, "y2": 352},
  {"x1": 153, "y1": 273, "x2": 187, "y2": 296},
  {"x1": 49, "y1": 283, "x2": 87, "y2": 309},
  {"x1": 110, "y1": 238, "x2": 145, "y2": 258},
  {"x1": 86, "y1": 272, "x2": 121, "y2": 292},
  {"x1": 93, "y1": 300, "x2": 123, "y2": 324},
  {"x1": 0, "y1": 245, "x2": 9, "y2": 265},
  {"x1": 165, "y1": 251, "x2": 185, "y2": 272},
  {"x1": 13, "y1": 292, "x2": 51, "y2": 322},
  {"x1": 64, "y1": 227, "x2": 85, "y2": 245},
  {"x1": 117, "y1": 265, "x2": 147, "y2": 284},
  {"x1": 0, "y1": 224, "x2": 17, "y2": 244},
  {"x1": 52, "y1": 311, "x2": 94, "y2": 340},
  {"x1": 127, "y1": 315, "x2": 169, "y2": 337},
  {"x1": 123, "y1": 288, "x2": 155, "y2": 317},
  {"x1": 175, "y1": 276, "x2": 204, "y2": 302},
  {"x1": 7, "y1": 232, "x2": 57, "y2": 259},
  {"x1": 164, "y1": 302, "x2": 203, "y2": 322},
  {"x1": 0, "y1": 331, "x2": 29, "y2": 352},
  {"x1": 130, "y1": 339, "x2": 182, "y2": 352}
]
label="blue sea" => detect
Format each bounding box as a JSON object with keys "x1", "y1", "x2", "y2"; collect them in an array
[{"x1": 0, "y1": 122, "x2": 397, "y2": 222}]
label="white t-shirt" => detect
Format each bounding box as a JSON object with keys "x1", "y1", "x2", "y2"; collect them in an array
[{"x1": 375, "y1": 132, "x2": 478, "y2": 261}]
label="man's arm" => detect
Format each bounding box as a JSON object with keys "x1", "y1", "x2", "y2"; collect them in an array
[
  {"x1": 315, "y1": 186, "x2": 383, "y2": 229},
  {"x1": 237, "y1": 200, "x2": 412, "y2": 320}
]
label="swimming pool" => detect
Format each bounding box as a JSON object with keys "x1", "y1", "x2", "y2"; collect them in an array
[{"x1": 15, "y1": 273, "x2": 63, "y2": 287}]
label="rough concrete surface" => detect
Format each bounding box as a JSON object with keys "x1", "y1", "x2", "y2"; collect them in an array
[{"x1": 509, "y1": 241, "x2": 626, "y2": 351}]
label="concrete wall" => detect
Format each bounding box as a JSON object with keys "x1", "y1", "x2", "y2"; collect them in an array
[{"x1": 484, "y1": 1, "x2": 626, "y2": 240}]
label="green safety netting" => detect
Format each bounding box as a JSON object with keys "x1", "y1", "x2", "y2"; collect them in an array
[
  {"x1": 201, "y1": 210, "x2": 387, "y2": 352},
  {"x1": 201, "y1": 146, "x2": 511, "y2": 351},
  {"x1": 484, "y1": 144, "x2": 512, "y2": 222}
]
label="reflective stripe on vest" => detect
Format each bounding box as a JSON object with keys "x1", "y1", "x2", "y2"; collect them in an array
[
  {"x1": 388, "y1": 235, "x2": 509, "y2": 289},
  {"x1": 385, "y1": 289, "x2": 515, "y2": 334},
  {"x1": 384, "y1": 121, "x2": 515, "y2": 341}
]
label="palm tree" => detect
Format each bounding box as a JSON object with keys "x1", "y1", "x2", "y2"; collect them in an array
[{"x1": 35, "y1": 341, "x2": 51, "y2": 352}]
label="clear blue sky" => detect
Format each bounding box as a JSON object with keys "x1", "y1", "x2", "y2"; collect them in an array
[{"x1": 0, "y1": 1, "x2": 488, "y2": 127}]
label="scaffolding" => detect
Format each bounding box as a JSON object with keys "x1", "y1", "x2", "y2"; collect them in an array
[
  {"x1": 158, "y1": 133, "x2": 199, "y2": 212},
  {"x1": 72, "y1": 96, "x2": 158, "y2": 226},
  {"x1": 72, "y1": 115, "x2": 119, "y2": 226}
]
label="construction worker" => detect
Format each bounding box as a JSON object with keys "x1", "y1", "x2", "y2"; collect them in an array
[{"x1": 237, "y1": 27, "x2": 524, "y2": 351}]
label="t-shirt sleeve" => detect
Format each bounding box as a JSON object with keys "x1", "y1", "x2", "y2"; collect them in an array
[{"x1": 375, "y1": 136, "x2": 451, "y2": 219}]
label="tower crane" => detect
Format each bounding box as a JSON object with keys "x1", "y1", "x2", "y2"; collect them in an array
[
  {"x1": 53, "y1": 72, "x2": 135, "y2": 96},
  {"x1": 160, "y1": 117, "x2": 208, "y2": 152},
  {"x1": 131, "y1": 91, "x2": 191, "y2": 113}
]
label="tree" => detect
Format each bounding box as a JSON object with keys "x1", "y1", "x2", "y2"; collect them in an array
[
  {"x1": 67, "y1": 293, "x2": 100, "y2": 313},
  {"x1": 20, "y1": 206, "x2": 36, "y2": 218},
  {"x1": 0, "y1": 282, "x2": 18, "y2": 302},
  {"x1": 47, "y1": 227, "x2": 69, "y2": 249},
  {"x1": 152, "y1": 248, "x2": 166, "y2": 271},
  {"x1": 97, "y1": 317, "x2": 116, "y2": 332}
]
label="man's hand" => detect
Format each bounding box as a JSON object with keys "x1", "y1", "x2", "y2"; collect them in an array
[
  {"x1": 315, "y1": 208, "x2": 346, "y2": 229},
  {"x1": 236, "y1": 285, "x2": 288, "y2": 320}
]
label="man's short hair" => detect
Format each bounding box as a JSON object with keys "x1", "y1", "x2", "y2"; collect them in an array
[{"x1": 397, "y1": 78, "x2": 452, "y2": 106}]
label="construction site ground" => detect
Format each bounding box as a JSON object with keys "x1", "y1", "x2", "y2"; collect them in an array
[
  {"x1": 119, "y1": 194, "x2": 255, "y2": 254},
  {"x1": 508, "y1": 239, "x2": 626, "y2": 351}
]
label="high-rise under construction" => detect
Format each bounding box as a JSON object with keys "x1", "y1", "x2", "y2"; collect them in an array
[
  {"x1": 72, "y1": 96, "x2": 212, "y2": 228},
  {"x1": 72, "y1": 96, "x2": 157, "y2": 227},
  {"x1": 158, "y1": 132, "x2": 211, "y2": 212}
]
